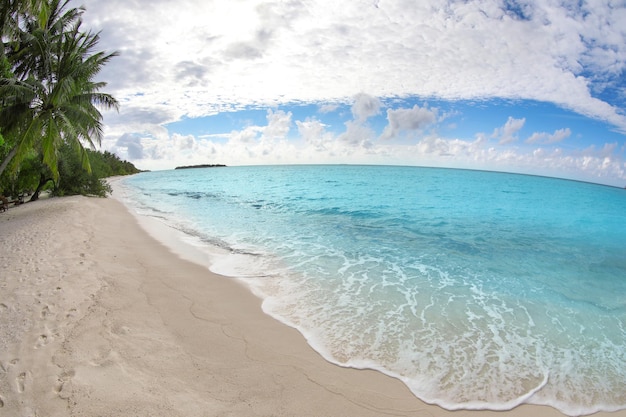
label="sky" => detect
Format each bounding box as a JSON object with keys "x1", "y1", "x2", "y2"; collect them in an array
[{"x1": 70, "y1": 0, "x2": 626, "y2": 186}]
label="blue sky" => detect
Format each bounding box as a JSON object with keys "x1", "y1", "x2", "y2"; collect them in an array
[{"x1": 71, "y1": 0, "x2": 626, "y2": 186}]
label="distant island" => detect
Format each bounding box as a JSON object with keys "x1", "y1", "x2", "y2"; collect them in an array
[{"x1": 175, "y1": 164, "x2": 227, "y2": 170}]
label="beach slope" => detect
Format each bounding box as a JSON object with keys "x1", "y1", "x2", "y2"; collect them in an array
[{"x1": 0, "y1": 195, "x2": 622, "y2": 417}]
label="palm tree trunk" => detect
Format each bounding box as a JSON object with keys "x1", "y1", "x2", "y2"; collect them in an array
[
  {"x1": 30, "y1": 173, "x2": 53, "y2": 202},
  {"x1": 0, "y1": 146, "x2": 17, "y2": 177}
]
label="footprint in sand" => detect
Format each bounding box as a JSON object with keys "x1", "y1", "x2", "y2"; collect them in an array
[
  {"x1": 0, "y1": 394, "x2": 4, "y2": 407},
  {"x1": 40, "y1": 305, "x2": 51, "y2": 319},
  {"x1": 35, "y1": 334, "x2": 50, "y2": 348},
  {"x1": 0, "y1": 303, "x2": 8, "y2": 312},
  {"x1": 65, "y1": 308, "x2": 77, "y2": 319},
  {"x1": 16, "y1": 372, "x2": 26, "y2": 393},
  {"x1": 54, "y1": 370, "x2": 75, "y2": 399},
  {"x1": 0, "y1": 359, "x2": 17, "y2": 373}
]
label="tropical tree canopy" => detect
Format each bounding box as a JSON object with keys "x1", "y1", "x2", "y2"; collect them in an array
[{"x1": 0, "y1": 0, "x2": 119, "y2": 182}]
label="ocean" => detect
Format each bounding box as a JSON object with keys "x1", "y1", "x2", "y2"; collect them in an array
[{"x1": 115, "y1": 165, "x2": 626, "y2": 416}]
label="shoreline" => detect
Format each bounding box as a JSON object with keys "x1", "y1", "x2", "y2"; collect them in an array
[{"x1": 1, "y1": 195, "x2": 624, "y2": 416}]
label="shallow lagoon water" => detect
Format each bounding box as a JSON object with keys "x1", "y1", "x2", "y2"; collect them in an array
[{"x1": 118, "y1": 165, "x2": 626, "y2": 416}]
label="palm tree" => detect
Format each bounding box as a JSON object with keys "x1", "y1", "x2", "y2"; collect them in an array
[
  {"x1": 0, "y1": 0, "x2": 118, "y2": 181},
  {"x1": 0, "y1": 0, "x2": 42, "y2": 38}
]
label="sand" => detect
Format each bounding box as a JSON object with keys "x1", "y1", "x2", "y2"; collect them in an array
[{"x1": 1, "y1": 194, "x2": 624, "y2": 417}]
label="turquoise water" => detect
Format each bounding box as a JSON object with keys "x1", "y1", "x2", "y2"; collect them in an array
[{"x1": 117, "y1": 165, "x2": 626, "y2": 416}]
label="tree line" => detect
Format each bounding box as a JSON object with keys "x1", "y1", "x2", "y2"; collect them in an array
[{"x1": 1, "y1": 0, "x2": 139, "y2": 200}]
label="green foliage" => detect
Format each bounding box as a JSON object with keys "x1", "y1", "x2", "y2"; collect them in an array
[
  {"x1": 0, "y1": 144, "x2": 140, "y2": 198},
  {"x1": 0, "y1": 150, "x2": 40, "y2": 197},
  {"x1": 9, "y1": 151, "x2": 41, "y2": 192},
  {"x1": 0, "y1": 1, "x2": 130, "y2": 201},
  {"x1": 0, "y1": 0, "x2": 118, "y2": 181},
  {"x1": 54, "y1": 143, "x2": 110, "y2": 197},
  {"x1": 53, "y1": 146, "x2": 140, "y2": 197},
  {"x1": 86, "y1": 149, "x2": 141, "y2": 178}
]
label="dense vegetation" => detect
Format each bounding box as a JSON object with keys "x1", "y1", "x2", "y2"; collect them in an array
[
  {"x1": 175, "y1": 164, "x2": 226, "y2": 170},
  {"x1": 1, "y1": 0, "x2": 135, "y2": 200},
  {"x1": 0, "y1": 144, "x2": 141, "y2": 199}
]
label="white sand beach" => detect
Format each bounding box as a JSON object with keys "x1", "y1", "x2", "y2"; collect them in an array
[{"x1": 0, "y1": 194, "x2": 624, "y2": 417}]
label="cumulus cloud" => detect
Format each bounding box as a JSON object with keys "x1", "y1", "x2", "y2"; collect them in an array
[
  {"x1": 173, "y1": 133, "x2": 196, "y2": 151},
  {"x1": 381, "y1": 105, "x2": 438, "y2": 140},
  {"x1": 264, "y1": 109, "x2": 292, "y2": 139},
  {"x1": 400, "y1": 136, "x2": 625, "y2": 185},
  {"x1": 230, "y1": 126, "x2": 262, "y2": 144},
  {"x1": 296, "y1": 118, "x2": 332, "y2": 151},
  {"x1": 319, "y1": 103, "x2": 340, "y2": 113},
  {"x1": 326, "y1": 94, "x2": 382, "y2": 148},
  {"x1": 338, "y1": 121, "x2": 375, "y2": 148},
  {"x1": 492, "y1": 117, "x2": 526, "y2": 144},
  {"x1": 115, "y1": 133, "x2": 144, "y2": 159},
  {"x1": 351, "y1": 93, "x2": 382, "y2": 122},
  {"x1": 526, "y1": 128, "x2": 572, "y2": 144},
  {"x1": 105, "y1": 100, "x2": 626, "y2": 186}
]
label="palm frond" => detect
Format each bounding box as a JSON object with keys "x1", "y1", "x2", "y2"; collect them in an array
[{"x1": 1, "y1": 0, "x2": 118, "y2": 180}]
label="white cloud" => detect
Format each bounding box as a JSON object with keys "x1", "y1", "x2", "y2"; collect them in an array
[
  {"x1": 338, "y1": 121, "x2": 375, "y2": 148},
  {"x1": 381, "y1": 105, "x2": 438, "y2": 140},
  {"x1": 107, "y1": 100, "x2": 626, "y2": 187},
  {"x1": 264, "y1": 109, "x2": 292, "y2": 139},
  {"x1": 549, "y1": 127, "x2": 572, "y2": 143},
  {"x1": 526, "y1": 128, "x2": 572, "y2": 144},
  {"x1": 351, "y1": 93, "x2": 382, "y2": 122},
  {"x1": 173, "y1": 134, "x2": 196, "y2": 151},
  {"x1": 72, "y1": 0, "x2": 626, "y2": 132},
  {"x1": 319, "y1": 103, "x2": 339, "y2": 114},
  {"x1": 69, "y1": 0, "x2": 626, "y2": 186},
  {"x1": 296, "y1": 118, "x2": 333, "y2": 151},
  {"x1": 492, "y1": 117, "x2": 526, "y2": 145},
  {"x1": 230, "y1": 126, "x2": 262, "y2": 144},
  {"x1": 115, "y1": 133, "x2": 144, "y2": 160}
]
